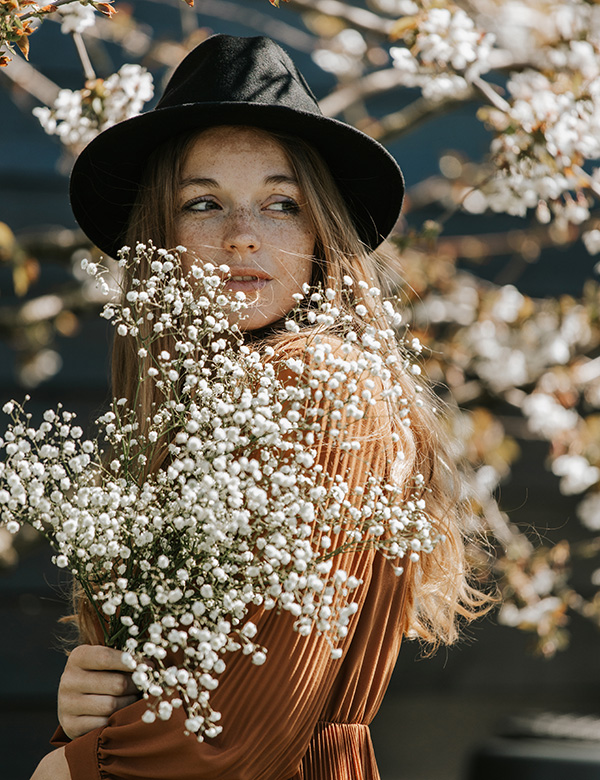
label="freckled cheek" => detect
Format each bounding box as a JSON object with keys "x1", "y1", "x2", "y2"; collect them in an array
[
  {"x1": 269, "y1": 221, "x2": 315, "y2": 261},
  {"x1": 278, "y1": 257, "x2": 313, "y2": 288},
  {"x1": 175, "y1": 220, "x2": 221, "y2": 257}
]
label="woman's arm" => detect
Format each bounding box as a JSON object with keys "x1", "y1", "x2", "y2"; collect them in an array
[
  {"x1": 58, "y1": 644, "x2": 139, "y2": 738},
  {"x1": 30, "y1": 748, "x2": 70, "y2": 780}
]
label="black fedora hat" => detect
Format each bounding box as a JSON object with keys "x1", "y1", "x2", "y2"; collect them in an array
[{"x1": 70, "y1": 34, "x2": 404, "y2": 257}]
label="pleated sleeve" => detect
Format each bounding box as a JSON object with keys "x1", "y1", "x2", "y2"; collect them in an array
[{"x1": 62, "y1": 335, "x2": 409, "y2": 780}]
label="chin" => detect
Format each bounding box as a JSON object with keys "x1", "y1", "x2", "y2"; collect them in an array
[{"x1": 235, "y1": 310, "x2": 287, "y2": 334}]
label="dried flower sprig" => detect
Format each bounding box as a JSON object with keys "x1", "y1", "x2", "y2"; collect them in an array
[
  {"x1": 0, "y1": 0, "x2": 114, "y2": 66},
  {"x1": 0, "y1": 242, "x2": 438, "y2": 739}
]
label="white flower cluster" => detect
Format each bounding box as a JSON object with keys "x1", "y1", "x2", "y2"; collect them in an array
[
  {"x1": 583, "y1": 229, "x2": 600, "y2": 257},
  {"x1": 488, "y1": 0, "x2": 600, "y2": 72},
  {"x1": 522, "y1": 393, "x2": 579, "y2": 441},
  {"x1": 59, "y1": 3, "x2": 96, "y2": 34},
  {"x1": 417, "y1": 279, "x2": 589, "y2": 394},
  {"x1": 479, "y1": 67, "x2": 600, "y2": 221},
  {"x1": 472, "y1": 310, "x2": 587, "y2": 394},
  {"x1": 0, "y1": 243, "x2": 435, "y2": 740},
  {"x1": 372, "y1": 0, "x2": 418, "y2": 13},
  {"x1": 577, "y1": 491, "x2": 600, "y2": 531},
  {"x1": 390, "y1": 4, "x2": 495, "y2": 102},
  {"x1": 551, "y1": 455, "x2": 600, "y2": 496},
  {"x1": 312, "y1": 29, "x2": 367, "y2": 78},
  {"x1": 498, "y1": 595, "x2": 563, "y2": 631},
  {"x1": 33, "y1": 64, "x2": 153, "y2": 151}
]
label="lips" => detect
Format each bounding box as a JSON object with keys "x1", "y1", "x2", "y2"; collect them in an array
[{"x1": 222, "y1": 268, "x2": 271, "y2": 293}]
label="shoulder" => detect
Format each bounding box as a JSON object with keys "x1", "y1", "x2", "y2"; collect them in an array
[
  {"x1": 269, "y1": 329, "x2": 414, "y2": 449},
  {"x1": 267, "y1": 330, "x2": 368, "y2": 380}
]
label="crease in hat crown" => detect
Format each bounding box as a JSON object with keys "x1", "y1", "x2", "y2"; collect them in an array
[
  {"x1": 69, "y1": 33, "x2": 405, "y2": 258},
  {"x1": 156, "y1": 35, "x2": 320, "y2": 114}
]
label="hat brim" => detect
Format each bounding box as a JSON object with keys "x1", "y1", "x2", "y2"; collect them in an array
[{"x1": 70, "y1": 102, "x2": 404, "y2": 257}]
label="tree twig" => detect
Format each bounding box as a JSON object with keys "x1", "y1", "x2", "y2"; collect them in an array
[
  {"x1": 19, "y1": 0, "x2": 82, "y2": 22},
  {"x1": 140, "y1": 0, "x2": 315, "y2": 53},
  {"x1": 320, "y1": 67, "x2": 408, "y2": 117},
  {"x1": 0, "y1": 54, "x2": 60, "y2": 104},
  {"x1": 371, "y1": 87, "x2": 477, "y2": 144},
  {"x1": 285, "y1": 0, "x2": 393, "y2": 36},
  {"x1": 471, "y1": 74, "x2": 510, "y2": 112},
  {"x1": 72, "y1": 31, "x2": 96, "y2": 81}
]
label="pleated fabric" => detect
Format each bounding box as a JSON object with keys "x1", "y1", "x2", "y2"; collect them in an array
[
  {"x1": 293, "y1": 723, "x2": 380, "y2": 780},
  {"x1": 54, "y1": 335, "x2": 413, "y2": 780}
]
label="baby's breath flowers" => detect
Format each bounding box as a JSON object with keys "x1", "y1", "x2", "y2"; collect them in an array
[{"x1": 0, "y1": 242, "x2": 439, "y2": 740}]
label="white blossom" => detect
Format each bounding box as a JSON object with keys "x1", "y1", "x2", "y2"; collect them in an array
[
  {"x1": 479, "y1": 60, "x2": 600, "y2": 221},
  {"x1": 522, "y1": 394, "x2": 579, "y2": 439},
  {"x1": 583, "y1": 230, "x2": 600, "y2": 256},
  {"x1": 33, "y1": 65, "x2": 154, "y2": 151},
  {"x1": 59, "y1": 3, "x2": 96, "y2": 34},
  {"x1": 390, "y1": 4, "x2": 495, "y2": 102},
  {"x1": 552, "y1": 454, "x2": 600, "y2": 495},
  {"x1": 576, "y1": 492, "x2": 600, "y2": 531},
  {"x1": 313, "y1": 29, "x2": 367, "y2": 77},
  {"x1": 498, "y1": 597, "x2": 563, "y2": 628}
]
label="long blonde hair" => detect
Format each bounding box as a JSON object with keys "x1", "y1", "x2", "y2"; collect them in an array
[{"x1": 77, "y1": 126, "x2": 491, "y2": 648}]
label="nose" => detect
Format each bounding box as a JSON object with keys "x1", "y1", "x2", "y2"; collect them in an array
[{"x1": 222, "y1": 209, "x2": 260, "y2": 254}]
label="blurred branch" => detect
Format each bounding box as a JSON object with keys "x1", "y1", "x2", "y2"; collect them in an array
[
  {"x1": 371, "y1": 88, "x2": 477, "y2": 143},
  {"x1": 436, "y1": 224, "x2": 579, "y2": 260},
  {"x1": 286, "y1": 0, "x2": 392, "y2": 36},
  {"x1": 18, "y1": 0, "x2": 82, "y2": 22},
  {"x1": 484, "y1": 496, "x2": 531, "y2": 551},
  {"x1": 573, "y1": 356, "x2": 600, "y2": 386},
  {"x1": 72, "y1": 31, "x2": 96, "y2": 81},
  {"x1": 471, "y1": 75, "x2": 510, "y2": 112},
  {"x1": 1, "y1": 55, "x2": 60, "y2": 104},
  {"x1": 0, "y1": 285, "x2": 103, "y2": 339},
  {"x1": 320, "y1": 67, "x2": 408, "y2": 117},
  {"x1": 17, "y1": 227, "x2": 90, "y2": 263},
  {"x1": 197, "y1": 0, "x2": 316, "y2": 51},
  {"x1": 142, "y1": 0, "x2": 316, "y2": 53}
]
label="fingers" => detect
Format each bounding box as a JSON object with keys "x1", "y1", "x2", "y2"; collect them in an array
[
  {"x1": 63, "y1": 668, "x2": 137, "y2": 697},
  {"x1": 58, "y1": 645, "x2": 141, "y2": 739},
  {"x1": 72, "y1": 692, "x2": 141, "y2": 717},
  {"x1": 58, "y1": 689, "x2": 141, "y2": 739},
  {"x1": 69, "y1": 644, "x2": 134, "y2": 673}
]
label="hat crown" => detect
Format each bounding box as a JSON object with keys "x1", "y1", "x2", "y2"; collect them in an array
[{"x1": 157, "y1": 34, "x2": 320, "y2": 115}]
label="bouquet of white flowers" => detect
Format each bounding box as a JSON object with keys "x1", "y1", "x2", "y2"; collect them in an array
[{"x1": 0, "y1": 243, "x2": 439, "y2": 740}]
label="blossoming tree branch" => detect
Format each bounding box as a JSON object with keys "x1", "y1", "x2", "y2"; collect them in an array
[{"x1": 2, "y1": 0, "x2": 600, "y2": 657}]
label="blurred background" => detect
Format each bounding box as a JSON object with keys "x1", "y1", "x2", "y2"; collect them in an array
[{"x1": 2, "y1": 0, "x2": 600, "y2": 778}]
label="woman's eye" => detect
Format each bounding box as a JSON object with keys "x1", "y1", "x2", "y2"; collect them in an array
[
  {"x1": 184, "y1": 198, "x2": 220, "y2": 212},
  {"x1": 267, "y1": 200, "x2": 300, "y2": 214}
]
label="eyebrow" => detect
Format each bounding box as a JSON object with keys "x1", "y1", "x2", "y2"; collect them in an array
[
  {"x1": 179, "y1": 174, "x2": 299, "y2": 188},
  {"x1": 179, "y1": 176, "x2": 219, "y2": 188},
  {"x1": 264, "y1": 174, "x2": 299, "y2": 186}
]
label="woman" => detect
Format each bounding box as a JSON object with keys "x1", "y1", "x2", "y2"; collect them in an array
[{"x1": 31, "y1": 34, "x2": 488, "y2": 780}]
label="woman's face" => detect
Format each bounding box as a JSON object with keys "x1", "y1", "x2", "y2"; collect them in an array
[{"x1": 175, "y1": 126, "x2": 315, "y2": 331}]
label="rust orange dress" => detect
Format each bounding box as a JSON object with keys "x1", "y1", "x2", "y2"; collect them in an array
[{"x1": 52, "y1": 337, "x2": 413, "y2": 780}]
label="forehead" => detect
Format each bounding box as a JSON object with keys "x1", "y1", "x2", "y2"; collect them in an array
[{"x1": 181, "y1": 125, "x2": 292, "y2": 172}]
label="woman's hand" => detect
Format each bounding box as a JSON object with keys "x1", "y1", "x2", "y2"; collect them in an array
[
  {"x1": 58, "y1": 644, "x2": 139, "y2": 739},
  {"x1": 30, "y1": 747, "x2": 70, "y2": 780}
]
